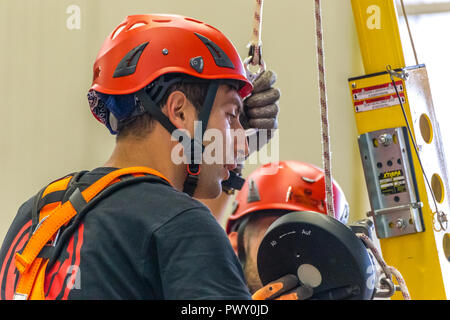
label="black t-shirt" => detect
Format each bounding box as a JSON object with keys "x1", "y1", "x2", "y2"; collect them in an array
[{"x1": 0, "y1": 167, "x2": 251, "y2": 300}]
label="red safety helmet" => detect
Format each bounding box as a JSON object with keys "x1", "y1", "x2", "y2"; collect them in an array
[
  {"x1": 226, "y1": 161, "x2": 350, "y2": 234},
  {"x1": 90, "y1": 14, "x2": 252, "y2": 97},
  {"x1": 89, "y1": 14, "x2": 254, "y2": 196}
]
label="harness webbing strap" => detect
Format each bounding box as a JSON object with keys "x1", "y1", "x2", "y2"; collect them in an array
[
  {"x1": 14, "y1": 166, "x2": 171, "y2": 299},
  {"x1": 15, "y1": 202, "x2": 77, "y2": 274},
  {"x1": 37, "y1": 190, "x2": 66, "y2": 212},
  {"x1": 31, "y1": 176, "x2": 74, "y2": 233},
  {"x1": 68, "y1": 188, "x2": 88, "y2": 213},
  {"x1": 14, "y1": 258, "x2": 44, "y2": 300}
]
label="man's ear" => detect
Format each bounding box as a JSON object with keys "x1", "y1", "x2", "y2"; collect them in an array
[
  {"x1": 163, "y1": 90, "x2": 196, "y2": 134},
  {"x1": 228, "y1": 231, "x2": 239, "y2": 256}
]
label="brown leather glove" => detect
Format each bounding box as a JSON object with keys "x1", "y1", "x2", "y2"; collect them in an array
[
  {"x1": 240, "y1": 70, "x2": 280, "y2": 154},
  {"x1": 222, "y1": 70, "x2": 280, "y2": 194},
  {"x1": 252, "y1": 274, "x2": 313, "y2": 300}
]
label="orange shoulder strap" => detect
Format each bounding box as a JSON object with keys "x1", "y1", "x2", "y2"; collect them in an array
[{"x1": 14, "y1": 166, "x2": 169, "y2": 299}]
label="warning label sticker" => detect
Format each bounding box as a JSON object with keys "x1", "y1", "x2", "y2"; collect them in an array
[
  {"x1": 354, "y1": 93, "x2": 406, "y2": 113},
  {"x1": 379, "y1": 169, "x2": 406, "y2": 195},
  {"x1": 352, "y1": 81, "x2": 403, "y2": 101}
]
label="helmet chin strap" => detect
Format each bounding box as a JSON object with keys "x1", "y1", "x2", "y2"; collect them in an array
[
  {"x1": 182, "y1": 81, "x2": 219, "y2": 196},
  {"x1": 135, "y1": 80, "x2": 220, "y2": 197}
]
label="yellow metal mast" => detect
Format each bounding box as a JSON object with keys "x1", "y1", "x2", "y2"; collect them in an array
[{"x1": 349, "y1": 0, "x2": 449, "y2": 299}]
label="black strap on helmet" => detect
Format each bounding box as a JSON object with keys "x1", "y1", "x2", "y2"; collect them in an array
[
  {"x1": 182, "y1": 81, "x2": 219, "y2": 196},
  {"x1": 135, "y1": 77, "x2": 220, "y2": 196}
]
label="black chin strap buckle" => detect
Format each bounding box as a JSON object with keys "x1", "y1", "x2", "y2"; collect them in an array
[
  {"x1": 186, "y1": 163, "x2": 201, "y2": 176},
  {"x1": 222, "y1": 170, "x2": 245, "y2": 194},
  {"x1": 183, "y1": 164, "x2": 201, "y2": 196}
]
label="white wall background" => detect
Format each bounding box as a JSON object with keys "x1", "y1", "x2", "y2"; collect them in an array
[{"x1": 0, "y1": 0, "x2": 369, "y2": 242}]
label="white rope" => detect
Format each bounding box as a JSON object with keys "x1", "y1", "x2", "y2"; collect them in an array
[
  {"x1": 313, "y1": 0, "x2": 335, "y2": 219},
  {"x1": 250, "y1": 0, "x2": 264, "y2": 66},
  {"x1": 389, "y1": 266, "x2": 411, "y2": 300},
  {"x1": 357, "y1": 233, "x2": 411, "y2": 300},
  {"x1": 399, "y1": 0, "x2": 419, "y2": 65}
]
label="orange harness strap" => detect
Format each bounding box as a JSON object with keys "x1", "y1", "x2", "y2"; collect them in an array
[{"x1": 13, "y1": 166, "x2": 170, "y2": 299}]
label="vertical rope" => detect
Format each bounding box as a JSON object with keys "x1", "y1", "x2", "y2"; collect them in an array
[
  {"x1": 250, "y1": 0, "x2": 264, "y2": 66},
  {"x1": 314, "y1": 0, "x2": 335, "y2": 218},
  {"x1": 399, "y1": 0, "x2": 419, "y2": 65}
]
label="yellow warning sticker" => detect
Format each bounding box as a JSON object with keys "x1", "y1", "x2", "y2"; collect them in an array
[{"x1": 379, "y1": 170, "x2": 406, "y2": 195}]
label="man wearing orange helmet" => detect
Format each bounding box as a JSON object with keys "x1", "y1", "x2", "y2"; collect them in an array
[
  {"x1": 0, "y1": 14, "x2": 280, "y2": 300},
  {"x1": 224, "y1": 161, "x2": 350, "y2": 295}
]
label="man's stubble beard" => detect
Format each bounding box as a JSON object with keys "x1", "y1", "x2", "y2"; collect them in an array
[{"x1": 244, "y1": 255, "x2": 263, "y2": 295}]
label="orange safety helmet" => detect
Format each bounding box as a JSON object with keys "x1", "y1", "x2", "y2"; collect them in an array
[
  {"x1": 90, "y1": 14, "x2": 252, "y2": 97},
  {"x1": 88, "y1": 14, "x2": 253, "y2": 196},
  {"x1": 226, "y1": 161, "x2": 350, "y2": 234}
]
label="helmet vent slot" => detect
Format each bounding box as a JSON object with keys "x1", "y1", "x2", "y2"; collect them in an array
[
  {"x1": 247, "y1": 179, "x2": 261, "y2": 203},
  {"x1": 113, "y1": 42, "x2": 149, "y2": 78},
  {"x1": 302, "y1": 177, "x2": 316, "y2": 184},
  {"x1": 204, "y1": 24, "x2": 220, "y2": 32},
  {"x1": 152, "y1": 19, "x2": 172, "y2": 23},
  {"x1": 185, "y1": 17, "x2": 203, "y2": 24},
  {"x1": 128, "y1": 22, "x2": 147, "y2": 31},
  {"x1": 111, "y1": 24, "x2": 127, "y2": 40},
  {"x1": 194, "y1": 33, "x2": 235, "y2": 69}
]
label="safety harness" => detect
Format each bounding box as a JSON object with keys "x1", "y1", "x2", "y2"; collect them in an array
[{"x1": 13, "y1": 166, "x2": 170, "y2": 300}]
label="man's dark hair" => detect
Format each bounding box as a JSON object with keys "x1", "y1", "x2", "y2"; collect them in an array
[
  {"x1": 116, "y1": 75, "x2": 241, "y2": 141},
  {"x1": 116, "y1": 80, "x2": 210, "y2": 141}
]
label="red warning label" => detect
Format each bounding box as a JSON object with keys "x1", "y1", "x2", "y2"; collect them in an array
[
  {"x1": 354, "y1": 93, "x2": 406, "y2": 112},
  {"x1": 352, "y1": 81, "x2": 403, "y2": 101}
]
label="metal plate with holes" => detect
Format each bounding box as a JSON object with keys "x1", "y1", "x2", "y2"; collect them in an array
[
  {"x1": 358, "y1": 127, "x2": 424, "y2": 238},
  {"x1": 405, "y1": 66, "x2": 450, "y2": 233}
]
